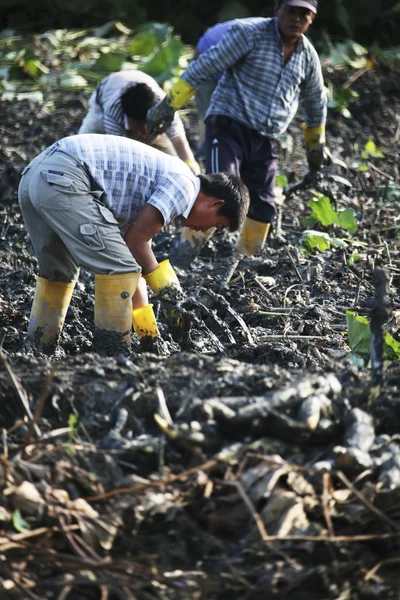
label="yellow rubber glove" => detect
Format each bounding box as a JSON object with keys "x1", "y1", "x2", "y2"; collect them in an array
[
  {"x1": 184, "y1": 159, "x2": 201, "y2": 175},
  {"x1": 144, "y1": 259, "x2": 181, "y2": 296},
  {"x1": 147, "y1": 78, "x2": 195, "y2": 135},
  {"x1": 302, "y1": 123, "x2": 326, "y2": 171}
]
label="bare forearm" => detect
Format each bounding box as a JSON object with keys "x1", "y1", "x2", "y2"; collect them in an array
[
  {"x1": 125, "y1": 236, "x2": 158, "y2": 275},
  {"x1": 171, "y1": 135, "x2": 196, "y2": 162}
]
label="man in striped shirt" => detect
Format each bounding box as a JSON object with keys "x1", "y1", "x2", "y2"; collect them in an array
[
  {"x1": 18, "y1": 134, "x2": 249, "y2": 352},
  {"x1": 147, "y1": 0, "x2": 327, "y2": 263},
  {"x1": 79, "y1": 70, "x2": 200, "y2": 174}
]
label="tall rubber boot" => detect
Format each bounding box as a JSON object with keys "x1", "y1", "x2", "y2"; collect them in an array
[
  {"x1": 235, "y1": 218, "x2": 270, "y2": 257},
  {"x1": 94, "y1": 273, "x2": 140, "y2": 347},
  {"x1": 169, "y1": 227, "x2": 216, "y2": 269},
  {"x1": 132, "y1": 304, "x2": 159, "y2": 339},
  {"x1": 27, "y1": 276, "x2": 76, "y2": 352}
]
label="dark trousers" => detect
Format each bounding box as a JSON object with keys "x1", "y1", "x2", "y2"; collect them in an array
[{"x1": 205, "y1": 115, "x2": 277, "y2": 223}]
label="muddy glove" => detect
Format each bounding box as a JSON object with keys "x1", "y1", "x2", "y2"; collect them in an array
[
  {"x1": 302, "y1": 123, "x2": 326, "y2": 172},
  {"x1": 144, "y1": 259, "x2": 182, "y2": 299},
  {"x1": 184, "y1": 159, "x2": 201, "y2": 175},
  {"x1": 147, "y1": 78, "x2": 195, "y2": 135}
]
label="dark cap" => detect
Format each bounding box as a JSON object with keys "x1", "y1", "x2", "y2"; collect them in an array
[{"x1": 284, "y1": 0, "x2": 318, "y2": 14}]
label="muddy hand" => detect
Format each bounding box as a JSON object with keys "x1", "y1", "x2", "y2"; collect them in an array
[{"x1": 146, "y1": 97, "x2": 175, "y2": 135}]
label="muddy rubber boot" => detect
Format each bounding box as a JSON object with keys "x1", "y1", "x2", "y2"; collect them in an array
[
  {"x1": 235, "y1": 218, "x2": 270, "y2": 257},
  {"x1": 169, "y1": 227, "x2": 216, "y2": 269},
  {"x1": 94, "y1": 273, "x2": 140, "y2": 349},
  {"x1": 132, "y1": 304, "x2": 159, "y2": 339},
  {"x1": 27, "y1": 276, "x2": 76, "y2": 352}
]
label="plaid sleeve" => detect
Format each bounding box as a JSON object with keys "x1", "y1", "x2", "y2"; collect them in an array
[
  {"x1": 299, "y1": 46, "x2": 327, "y2": 128},
  {"x1": 182, "y1": 23, "x2": 253, "y2": 89},
  {"x1": 147, "y1": 174, "x2": 195, "y2": 225}
]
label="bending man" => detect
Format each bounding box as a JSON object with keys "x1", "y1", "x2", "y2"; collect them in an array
[
  {"x1": 18, "y1": 134, "x2": 249, "y2": 352},
  {"x1": 79, "y1": 70, "x2": 200, "y2": 174}
]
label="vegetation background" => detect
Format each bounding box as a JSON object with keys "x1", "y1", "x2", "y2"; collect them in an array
[{"x1": 1, "y1": 0, "x2": 400, "y2": 46}]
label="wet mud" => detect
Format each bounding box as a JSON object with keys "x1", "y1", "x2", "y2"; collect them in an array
[{"x1": 1, "y1": 66, "x2": 400, "y2": 598}]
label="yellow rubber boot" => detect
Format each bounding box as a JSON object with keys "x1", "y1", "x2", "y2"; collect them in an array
[
  {"x1": 236, "y1": 218, "x2": 270, "y2": 257},
  {"x1": 169, "y1": 227, "x2": 216, "y2": 269},
  {"x1": 132, "y1": 304, "x2": 159, "y2": 339},
  {"x1": 27, "y1": 276, "x2": 76, "y2": 351},
  {"x1": 94, "y1": 273, "x2": 140, "y2": 346}
]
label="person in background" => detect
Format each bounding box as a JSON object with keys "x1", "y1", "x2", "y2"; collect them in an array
[
  {"x1": 18, "y1": 134, "x2": 249, "y2": 353},
  {"x1": 147, "y1": 0, "x2": 327, "y2": 266},
  {"x1": 194, "y1": 17, "x2": 265, "y2": 149},
  {"x1": 79, "y1": 70, "x2": 200, "y2": 175}
]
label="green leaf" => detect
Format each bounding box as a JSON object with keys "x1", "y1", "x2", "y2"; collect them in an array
[
  {"x1": 346, "y1": 311, "x2": 400, "y2": 361},
  {"x1": 383, "y1": 332, "x2": 400, "y2": 360},
  {"x1": 94, "y1": 51, "x2": 124, "y2": 72},
  {"x1": 275, "y1": 174, "x2": 288, "y2": 188},
  {"x1": 302, "y1": 230, "x2": 332, "y2": 251},
  {"x1": 361, "y1": 139, "x2": 384, "y2": 159},
  {"x1": 12, "y1": 509, "x2": 31, "y2": 533},
  {"x1": 338, "y1": 208, "x2": 357, "y2": 234},
  {"x1": 130, "y1": 32, "x2": 158, "y2": 58},
  {"x1": 346, "y1": 311, "x2": 370, "y2": 357},
  {"x1": 140, "y1": 37, "x2": 184, "y2": 83},
  {"x1": 308, "y1": 195, "x2": 339, "y2": 227},
  {"x1": 348, "y1": 250, "x2": 363, "y2": 265}
]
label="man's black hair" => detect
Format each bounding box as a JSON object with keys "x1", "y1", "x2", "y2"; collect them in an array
[
  {"x1": 198, "y1": 173, "x2": 250, "y2": 232},
  {"x1": 121, "y1": 83, "x2": 158, "y2": 122}
]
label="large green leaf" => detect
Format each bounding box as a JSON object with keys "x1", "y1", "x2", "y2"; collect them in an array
[
  {"x1": 130, "y1": 32, "x2": 158, "y2": 58},
  {"x1": 94, "y1": 51, "x2": 125, "y2": 72},
  {"x1": 346, "y1": 310, "x2": 400, "y2": 361},
  {"x1": 346, "y1": 311, "x2": 370, "y2": 357},
  {"x1": 338, "y1": 208, "x2": 357, "y2": 235},
  {"x1": 302, "y1": 230, "x2": 347, "y2": 252},
  {"x1": 140, "y1": 37, "x2": 184, "y2": 83},
  {"x1": 308, "y1": 195, "x2": 339, "y2": 227}
]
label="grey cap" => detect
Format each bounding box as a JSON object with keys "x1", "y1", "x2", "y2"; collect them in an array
[{"x1": 284, "y1": 0, "x2": 318, "y2": 14}]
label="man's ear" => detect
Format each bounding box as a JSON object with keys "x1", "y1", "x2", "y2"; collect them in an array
[{"x1": 209, "y1": 197, "x2": 225, "y2": 209}]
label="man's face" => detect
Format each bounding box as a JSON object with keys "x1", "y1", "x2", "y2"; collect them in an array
[
  {"x1": 181, "y1": 195, "x2": 231, "y2": 233},
  {"x1": 277, "y1": 4, "x2": 315, "y2": 40}
]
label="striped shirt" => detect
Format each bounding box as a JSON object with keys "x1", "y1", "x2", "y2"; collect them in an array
[
  {"x1": 95, "y1": 70, "x2": 185, "y2": 140},
  {"x1": 184, "y1": 17, "x2": 327, "y2": 137},
  {"x1": 57, "y1": 134, "x2": 198, "y2": 227}
]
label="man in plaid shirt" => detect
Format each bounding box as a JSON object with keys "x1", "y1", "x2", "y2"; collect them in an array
[
  {"x1": 18, "y1": 134, "x2": 249, "y2": 352},
  {"x1": 147, "y1": 0, "x2": 327, "y2": 263}
]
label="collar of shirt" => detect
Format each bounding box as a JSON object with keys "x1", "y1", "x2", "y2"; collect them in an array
[
  {"x1": 272, "y1": 16, "x2": 305, "y2": 52},
  {"x1": 181, "y1": 176, "x2": 200, "y2": 218}
]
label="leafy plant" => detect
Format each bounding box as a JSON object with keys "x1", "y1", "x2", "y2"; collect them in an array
[
  {"x1": 322, "y1": 38, "x2": 373, "y2": 69},
  {"x1": 346, "y1": 310, "x2": 400, "y2": 361},
  {"x1": 327, "y1": 83, "x2": 359, "y2": 118},
  {"x1": 302, "y1": 194, "x2": 358, "y2": 235},
  {"x1": 301, "y1": 230, "x2": 348, "y2": 252},
  {"x1": 353, "y1": 139, "x2": 385, "y2": 171}
]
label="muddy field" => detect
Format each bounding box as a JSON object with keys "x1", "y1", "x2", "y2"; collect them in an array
[{"x1": 1, "y1": 65, "x2": 400, "y2": 599}]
